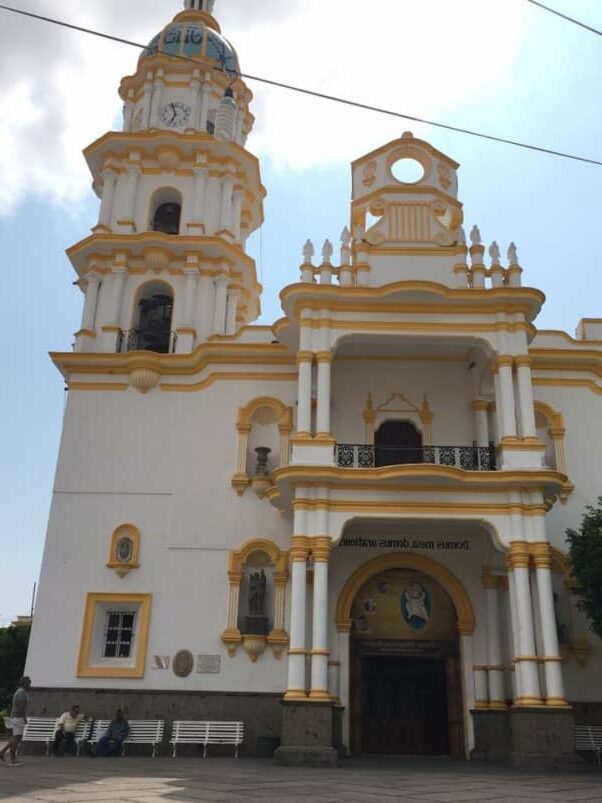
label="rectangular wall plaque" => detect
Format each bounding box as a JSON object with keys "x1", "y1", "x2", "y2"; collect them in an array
[
  {"x1": 151, "y1": 655, "x2": 170, "y2": 670},
  {"x1": 197, "y1": 654, "x2": 221, "y2": 674}
]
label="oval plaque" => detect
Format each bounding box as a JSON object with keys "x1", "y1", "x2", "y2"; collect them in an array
[{"x1": 172, "y1": 649, "x2": 194, "y2": 678}]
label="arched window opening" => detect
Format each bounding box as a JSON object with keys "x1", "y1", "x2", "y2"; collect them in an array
[
  {"x1": 149, "y1": 188, "x2": 182, "y2": 235},
  {"x1": 375, "y1": 420, "x2": 422, "y2": 467},
  {"x1": 128, "y1": 282, "x2": 174, "y2": 354}
]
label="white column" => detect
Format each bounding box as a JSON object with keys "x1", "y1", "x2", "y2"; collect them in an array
[
  {"x1": 328, "y1": 662, "x2": 340, "y2": 703},
  {"x1": 183, "y1": 269, "x2": 199, "y2": 327},
  {"x1": 213, "y1": 274, "x2": 229, "y2": 334},
  {"x1": 309, "y1": 537, "x2": 331, "y2": 700},
  {"x1": 296, "y1": 354, "x2": 313, "y2": 436},
  {"x1": 225, "y1": 289, "x2": 240, "y2": 336},
  {"x1": 496, "y1": 357, "x2": 517, "y2": 438},
  {"x1": 460, "y1": 633, "x2": 476, "y2": 755},
  {"x1": 197, "y1": 273, "x2": 215, "y2": 341},
  {"x1": 316, "y1": 352, "x2": 332, "y2": 438},
  {"x1": 80, "y1": 272, "x2": 102, "y2": 332},
  {"x1": 189, "y1": 72, "x2": 201, "y2": 130},
  {"x1": 285, "y1": 532, "x2": 309, "y2": 699},
  {"x1": 506, "y1": 566, "x2": 522, "y2": 700},
  {"x1": 108, "y1": 267, "x2": 127, "y2": 327},
  {"x1": 483, "y1": 570, "x2": 506, "y2": 708},
  {"x1": 473, "y1": 400, "x2": 490, "y2": 447},
  {"x1": 509, "y1": 542, "x2": 542, "y2": 705},
  {"x1": 532, "y1": 541, "x2": 567, "y2": 706},
  {"x1": 219, "y1": 174, "x2": 235, "y2": 233},
  {"x1": 123, "y1": 91, "x2": 135, "y2": 131},
  {"x1": 119, "y1": 167, "x2": 140, "y2": 227},
  {"x1": 98, "y1": 170, "x2": 117, "y2": 229},
  {"x1": 515, "y1": 356, "x2": 537, "y2": 439},
  {"x1": 189, "y1": 166, "x2": 208, "y2": 232},
  {"x1": 142, "y1": 75, "x2": 153, "y2": 128},
  {"x1": 149, "y1": 74, "x2": 165, "y2": 128},
  {"x1": 231, "y1": 190, "x2": 245, "y2": 242},
  {"x1": 198, "y1": 75, "x2": 212, "y2": 131},
  {"x1": 473, "y1": 667, "x2": 488, "y2": 708}
]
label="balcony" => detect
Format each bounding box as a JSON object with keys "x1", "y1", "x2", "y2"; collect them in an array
[
  {"x1": 117, "y1": 329, "x2": 178, "y2": 354},
  {"x1": 334, "y1": 444, "x2": 497, "y2": 471}
]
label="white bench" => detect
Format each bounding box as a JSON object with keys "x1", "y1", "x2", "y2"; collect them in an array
[
  {"x1": 575, "y1": 725, "x2": 602, "y2": 766},
  {"x1": 170, "y1": 721, "x2": 244, "y2": 758},
  {"x1": 21, "y1": 717, "x2": 91, "y2": 756},
  {"x1": 91, "y1": 719, "x2": 165, "y2": 757}
]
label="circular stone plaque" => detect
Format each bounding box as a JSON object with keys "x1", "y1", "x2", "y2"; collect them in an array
[{"x1": 172, "y1": 650, "x2": 194, "y2": 678}]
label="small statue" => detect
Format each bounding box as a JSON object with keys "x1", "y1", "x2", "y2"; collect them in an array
[
  {"x1": 489, "y1": 241, "x2": 501, "y2": 265},
  {"x1": 322, "y1": 239, "x2": 334, "y2": 264},
  {"x1": 340, "y1": 226, "x2": 351, "y2": 247},
  {"x1": 302, "y1": 239, "x2": 314, "y2": 264},
  {"x1": 249, "y1": 569, "x2": 267, "y2": 616},
  {"x1": 470, "y1": 225, "x2": 482, "y2": 246},
  {"x1": 507, "y1": 242, "x2": 519, "y2": 265}
]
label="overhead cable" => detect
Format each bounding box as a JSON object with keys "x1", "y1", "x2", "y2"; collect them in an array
[
  {"x1": 525, "y1": 0, "x2": 602, "y2": 37},
  {"x1": 0, "y1": 3, "x2": 601, "y2": 167}
]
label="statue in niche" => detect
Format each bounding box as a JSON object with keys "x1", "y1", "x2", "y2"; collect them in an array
[{"x1": 245, "y1": 569, "x2": 269, "y2": 636}]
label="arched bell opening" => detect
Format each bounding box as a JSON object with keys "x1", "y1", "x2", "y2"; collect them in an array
[
  {"x1": 129, "y1": 281, "x2": 175, "y2": 354},
  {"x1": 149, "y1": 188, "x2": 182, "y2": 235},
  {"x1": 374, "y1": 419, "x2": 423, "y2": 467}
]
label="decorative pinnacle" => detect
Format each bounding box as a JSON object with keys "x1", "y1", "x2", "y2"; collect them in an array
[
  {"x1": 340, "y1": 227, "x2": 351, "y2": 247},
  {"x1": 457, "y1": 226, "x2": 466, "y2": 246},
  {"x1": 322, "y1": 239, "x2": 334, "y2": 264},
  {"x1": 470, "y1": 225, "x2": 482, "y2": 246},
  {"x1": 508, "y1": 242, "x2": 519, "y2": 265},
  {"x1": 302, "y1": 239, "x2": 314, "y2": 264},
  {"x1": 489, "y1": 241, "x2": 501, "y2": 265}
]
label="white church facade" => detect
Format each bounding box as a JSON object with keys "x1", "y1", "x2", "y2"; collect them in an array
[{"x1": 26, "y1": 0, "x2": 602, "y2": 766}]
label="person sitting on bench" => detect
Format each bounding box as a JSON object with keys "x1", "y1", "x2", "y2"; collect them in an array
[
  {"x1": 53, "y1": 705, "x2": 84, "y2": 756},
  {"x1": 92, "y1": 709, "x2": 130, "y2": 757}
]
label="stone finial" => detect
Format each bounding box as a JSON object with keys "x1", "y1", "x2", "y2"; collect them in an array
[
  {"x1": 489, "y1": 241, "x2": 501, "y2": 265},
  {"x1": 457, "y1": 226, "x2": 466, "y2": 246},
  {"x1": 322, "y1": 239, "x2": 334, "y2": 264},
  {"x1": 340, "y1": 226, "x2": 351, "y2": 247},
  {"x1": 508, "y1": 242, "x2": 519, "y2": 265},
  {"x1": 302, "y1": 239, "x2": 314, "y2": 264},
  {"x1": 470, "y1": 225, "x2": 482, "y2": 246}
]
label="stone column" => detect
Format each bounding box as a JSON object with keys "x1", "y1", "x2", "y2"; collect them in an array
[
  {"x1": 285, "y1": 533, "x2": 310, "y2": 700},
  {"x1": 315, "y1": 352, "x2": 333, "y2": 439},
  {"x1": 515, "y1": 356, "x2": 537, "y2": 439},
  {"x1": 118, "y1": 166, "x2": 140, "y2": 231},
  {"x1": 141, "y1": 74, "x2": 153, "y2": 128},
  {"x1": 506, "y1": 558, "x2": 523, "y2": 701},
  {"x1": 183, "y1": 268, "x2": 199, "y2": 327},
  {"x1": 189, "y1": 72, "x2": 201, "y2": 129},
  {"x1": 225, "y1": 289, "x2": 240, "y2": 336},
  {"x1": 149, "y1": 74, "x2": 165, "y2": 128},
  {"x1": 198, "y1": 75, "x2": 212, "y2": 131},
  {"x1": 459, "y1": 631, "x2": 476, "y2": 752},
  {"x1": 296, "y1": 352, "x2": 314, "y2": 437},
  {"x1": 472, "y1": 400, "x2": 490, "y2": 447},
  {"x1": 531, "y1": 541, "x2": 568, "y2": 707},
  {"x1": 213, "y1": 274, "x2": 229, "y2": 335},
  {"x1": 508, "y1": 542, "x2": 542, "y2": 706},
  {"x1": 495, "y1": 356, "x2": 517, "y2": 439},
  {"x1": 219, "y1": 173, "x2": 236, "y2": 236},
  {"x1": 231, "y1": 190, "x2": 245, "y2": 242},
  {"x1": 123, "y1": 92, "x2": 134, "y2": 131},
  {"x1": 328, "y1": 661, "x2": 340, "y2": 703},
  {"x1": 108, "y1": 266, "x2": 127, "y2": 327},
  {"x1": 80, "y1": 272, "x2": 102, "y2": 332},
  {"x1": 482, "y1": 568, "x2": 506, "y2": 708},
  {"x1": 310, "y1": 536, "x2": 332, "y2": 700},
  {"x1": 188, "y1": 166, "x2": 208, "y2": 234},
  {"x1": 97, "y1": 169, "x2": 117, "y2": 230},
  {"x1": 197, "y1": 273, "x2": 215, "y2": 341},
  {"x1": 221, "y1": 567, "x2": 242, "y2": 655}
]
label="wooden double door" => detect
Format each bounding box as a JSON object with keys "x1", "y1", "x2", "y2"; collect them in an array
[{"x1": 352, "y1": 648, "x2": 464, "y2": 758}]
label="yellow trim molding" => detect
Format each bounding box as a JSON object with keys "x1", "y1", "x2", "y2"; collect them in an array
[
  {"x1": 106, "y1": 523, "x2": 141, "y2": 578},
  {"x1": 77, "y1": 592, "x2": 151, "y2": 679},
  {"x1": 335, "y1": 553, "x2": 475, "y2": 635}
]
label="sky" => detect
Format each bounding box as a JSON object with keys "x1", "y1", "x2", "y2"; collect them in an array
[{"x1": 0, "y1": 0, "x2": 601, "y2": 625}]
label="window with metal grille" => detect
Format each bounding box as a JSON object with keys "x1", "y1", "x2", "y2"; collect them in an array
[{"x1": 104, "y1": 610, "x2": 136, "y2": 658}]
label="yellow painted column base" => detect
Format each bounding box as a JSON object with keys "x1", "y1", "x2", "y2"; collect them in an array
[
  {"x1": 283, "y1": 689, "x2": 308, "y2": 701},
  {"x1": 546, "y1": 697, "x2": 572, "y2": 708},
  {"x1": 308, "y1": 689, "x2": 332, "y2": 702}
]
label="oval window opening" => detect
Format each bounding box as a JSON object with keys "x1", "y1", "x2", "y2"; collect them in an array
[{"x1": 391, "y1": 158, "x2": 425, "y2": 184}]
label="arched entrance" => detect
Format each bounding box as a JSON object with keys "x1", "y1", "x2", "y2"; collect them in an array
[{"x1": 337, "y1": 554, "x2": 474, "y2": 758}]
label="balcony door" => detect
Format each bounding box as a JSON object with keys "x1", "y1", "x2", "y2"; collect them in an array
[{"x1": 375, "y1": 420, "x2": 422, "y2": 467}]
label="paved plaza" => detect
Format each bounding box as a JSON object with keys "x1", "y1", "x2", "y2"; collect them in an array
[{"x1": 0, "y1": 755, "x2": 601, "y2": 803}]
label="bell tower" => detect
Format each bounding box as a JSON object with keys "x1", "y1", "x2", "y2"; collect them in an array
[{"x1": 70, "y1": 0, "x2": 264, "y2": 356}]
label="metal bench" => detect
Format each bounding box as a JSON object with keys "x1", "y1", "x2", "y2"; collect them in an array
[
  {"x1": 575, "y1": 725, "x2": 602, "y2": 766},
  {"x1": 170, "y1": 721, "x2": 244, "y2": 758},
  {"x1": 91, "y1": 719, "x2": 165, "y2": 757},
  {"x1": 21, "y1": 717, "x2": 91, "y2": 757}
]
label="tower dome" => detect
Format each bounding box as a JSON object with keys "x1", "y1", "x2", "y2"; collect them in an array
[{"x1": 140, "y1": 2, "x2": 239, "y2": 76}]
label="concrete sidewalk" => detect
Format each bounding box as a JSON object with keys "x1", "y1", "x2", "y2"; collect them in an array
[{"x1": 0, "y1": 755, "x2": 601, "y2": 803}]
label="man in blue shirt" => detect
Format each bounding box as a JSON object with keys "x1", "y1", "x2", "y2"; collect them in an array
[{"x1": 91, "y1": 709, "x2": 130, "y2": 757}]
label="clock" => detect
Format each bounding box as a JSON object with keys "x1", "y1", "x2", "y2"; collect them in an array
[{"x1": 159, "y1": 102, "x2": 191, "y2": 128}]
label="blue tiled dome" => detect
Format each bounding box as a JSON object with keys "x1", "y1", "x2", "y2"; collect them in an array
[{"x1": 141, "y1": 22, "x2": 239, "y2": 75}]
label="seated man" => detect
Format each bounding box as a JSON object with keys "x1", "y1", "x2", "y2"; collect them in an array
[
  {"x1": 91, "y1": 709, "x2": 130, "y2": 757},
  {"x1": 53, "y1": 705, "x2": 84, "y2": 756}
]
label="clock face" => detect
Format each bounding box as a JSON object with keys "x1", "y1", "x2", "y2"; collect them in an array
[{"x1": 160, "y1": 102, "x2": 191, "y2": 129}]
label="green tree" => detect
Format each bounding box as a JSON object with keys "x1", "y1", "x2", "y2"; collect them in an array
[
  {"x1": 566, "y1": 498, "x2": 602, "y2": 640},
  {"x1": 0, "y1": 625, "x2": 31, "y2": 710}
]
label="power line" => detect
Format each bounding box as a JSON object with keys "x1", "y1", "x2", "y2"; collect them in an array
[
  {"x1": 1, "y1": 3, "x2": 601, "y2": 167},
  {"x1": 525, "y1": 0, "x2": 602, "y2": 37}
]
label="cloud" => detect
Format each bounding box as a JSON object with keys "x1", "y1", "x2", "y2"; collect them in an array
[{"x1": 0, "y1": 0, "x2": 526, "y2": 215}]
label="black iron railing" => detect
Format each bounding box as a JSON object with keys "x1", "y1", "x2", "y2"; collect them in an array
[
  {"x1": 335, "y1": 444, "x2": 497, "y2": 471},
  {"x1": 117, "y1": 329, "x2": 178, "y2": 354}
]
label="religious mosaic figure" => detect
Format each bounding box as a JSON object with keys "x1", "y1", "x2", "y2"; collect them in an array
[
  {"x1": 249, "y1": 569, "x2": 267, "y2": 616},
  {"x1": 402, "y1": 581, "x2": 431, "y2": 630}
]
